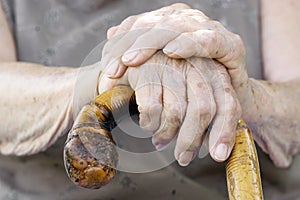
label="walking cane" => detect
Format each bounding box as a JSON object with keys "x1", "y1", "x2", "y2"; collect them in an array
[{"x1": 64, "y1": 85, "x2": 263, "y2": 199}]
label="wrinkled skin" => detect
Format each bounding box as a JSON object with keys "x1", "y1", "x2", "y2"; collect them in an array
[
  {"x1": 1, "y1": 2, "x2": 300, "y2": 169},
  {"x1": 100, "y1": 3, "x2": 300, "y2": 168},
  {"x1": 0, "y1": 53, "x2": 240, "y2": 168},
  {"x1": 100, "y1": 51, "x2": 241, "y2": 166},
  {"x1": 102, "y1": 3, "x2": 246, "y2": 89}
]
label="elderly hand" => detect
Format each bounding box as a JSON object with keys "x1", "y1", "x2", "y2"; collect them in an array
[
  {"x1": 98, "y1": 3, "x2": 246, "y2": 165},
  {"x1": 101, "y1": 3, "x2": 246, "y2": 91},
  {"x1": 99, "y1": 51, "x2": 241, "y2": 166},
  {"x1": 0, "y1": 51, "x2": 240, "y2": 167},
  {"x1": 99, "y1": 4, "x2": 300, "y2": 169}
]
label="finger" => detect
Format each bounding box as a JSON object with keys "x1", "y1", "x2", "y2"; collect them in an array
[
  {"x1": 103, "y1": 58, "x2": 127, "y2": 79},
  {"x1": 113, "y1": 64, "x2": 128, "y2": 78},
  {"x1": 113, "y1": 15, "x2": 139, "y2": 37},
  {"x1": 107, "y1": 26, "x2": 119, "y2": 40},
  {"x1": 163, "y1": 32, "x2": 197, "y2": 59},
  {"x1": 105, "y1": 16, "x2": 165, "y2": 76},
  {"x1": 164, "y1": 30, "x2": 223, "y2": 59},
  {"x1": 101, "y1": 29, "x2": 149, "y2": 78},
  {"x1": 122, "y1": 15, "x2": 201, "y2": 66},
  {"x1": 98, "y1": 71, "x2": 128, "y2": 94},
  {"x1": 164, "y1": 29, "x2": 245, "y2": 70},
  {"x1": 152, "y1": 59, "x2": 188, "y2": 149},
  {"x1": 127, "y1": 63, "x2": 163, "y2": 131},
  {"x1": 100, "y1": 32, "x2": 125, "y2": 77},
  {"x1": 208, "y1": 62, "x2": 242, "y2": 162},
  {"x1": 174, "y1": 65, "x2": 216, "y2": 166},
  {"x1": 107, "y1": 3, "x2": 190, "y2": 40},
  {"x1": 131, "y1": 15, "x2": 164, "y2": 29},
  {"x1": 121, "y1": 28, "x2": 180, "y2": 66},
  {"x1": 98, "y1": 58, "x2": 130, "y2": 94}
]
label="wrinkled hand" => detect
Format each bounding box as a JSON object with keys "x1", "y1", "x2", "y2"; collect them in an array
[
  {"x1": 99, "y1": 52, "x2": 241, "y2": 166},
  {"x1": 101, "y1": 3, "x2": 246, "y2": 91},
  {"x1": 99, "y1": 3, "x2": 300, "y2": 168}
]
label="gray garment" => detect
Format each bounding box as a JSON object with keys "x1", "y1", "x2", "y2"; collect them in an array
[{"x1": 1, "y1": 0, "x2": 300, "y2": 200}]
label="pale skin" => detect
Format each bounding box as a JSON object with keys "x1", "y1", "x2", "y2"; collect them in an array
[
  {"x1": 0, "y1": 2, "x2": 235, "y2": 159},
  {"x1": 0, "y1": 1, "x2": 300, "y2": 169},
  {"x1": 101, "y1": 1, "x2": 300, "y2": 167}
]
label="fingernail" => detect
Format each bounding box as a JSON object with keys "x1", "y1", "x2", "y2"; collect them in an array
[
  {"x1": 153, "y1": 142, "x2": 167, "y2": 151},
  {"x1": 163, "y1": 44, "x2": 177, "y2": 55},
  {"x1": 178, "y1": 151, "x2": 194, "y2": 167},
  {"x1": 214, "y1": 143, "x2": 229, "y2": 161},
  {"x1": 122, "y1": 50, "x2": 138, "y2": 63}
]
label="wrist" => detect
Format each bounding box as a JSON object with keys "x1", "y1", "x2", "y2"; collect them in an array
[{"x1": 242, "y1": 78, "x2": 300, "y2": 167}]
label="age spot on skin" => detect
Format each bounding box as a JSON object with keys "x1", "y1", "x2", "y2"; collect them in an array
[
  {"x1": 197, "y1": 82, "x2": 205, "y2": 88},
  {"x1": 225, "y1": 88, "x2": 230, "y2": 93}
]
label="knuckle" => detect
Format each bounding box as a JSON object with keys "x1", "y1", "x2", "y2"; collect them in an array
[
  {"x1": 161, "y1": 15, "x2": 181, "y2": 27},
  {"x1": 160, "y1": 15, "x2": 193, "y2": 32},
  {"x1": 107, "y1": 26, "x2": 117, "y2": 36},
  {"x1": 226, "y1": 107, "x2": 237, "y2": 118},
  {"x1": 183, "y1": 9, "x2": 206, "y2": 18},
  {"x1": 208, "y1": 31, "x2": 219, "y2": 45},
  {"x1": 233, "y1": 33, "x2": 242, "y2": 42},
  {"x1": 225, "y1": 95, "x2": 241, "y2": 117},
  {"x1": 120, "y1": 15, "x2": 138, "y2": 28},
  {"x1": 132, "y1": 17, "x2": 143, "y2": 25},
  {"x1": 154, "y1": 131, "x2": 174, "y2": 143},
  {"x1": 165, "y1": 106, "x2": 182, "y2": 125},
  {"x1": 214, "y1": 66, "x2": 231, "y2": 82},
  {"x1": 133, "y1": 15, "x2": 160, "y2": 29},
  {"x1": 138, "y1": 104, "x2": 151, "y2": 114},
  {"x1": 210, "y1": 20, "x2": 223, "y2": 28},
  {"x1": 187, "y1": 109, "x2": 201, "y2": 119},
  {"x1": 226, "y1": 93, "x2": 237, "y2": 107},
  {"x1": 198, "y1": 100, "x2": 215, "y2": 121},
  {"x1": 192, "y1": 88, "x2": 216, "y2": 119},
  {"x1": 232, "y1": 34, "x2": 245, "y2": 54},
  {"x1": 192, "y1": 9, "x2": 206, "y2": 17},
  {"x1": 180, "y1": 135, "x2": 202, "y2": 151},
  {"x1": 182, "y1": 31, "x2": 194, "y2": 38},
  {"x1": 125, "y1": 15, "x2": 138, "y2": 23},
  {"x1": 198, "y1": 34, "x2": 209, "y2": 48},
  {"x1": 165, "y1": 102, "x2": 182, "y2": 114},
  {"x1": 198, "y1": 30, "x2": 218, "y2": 50},
  {"x1": 166, "y1": 114, "x2": 181, "y2": 127},
  {"x1": 170, "y1": 3, "x2": 191, "y2": 9}
]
